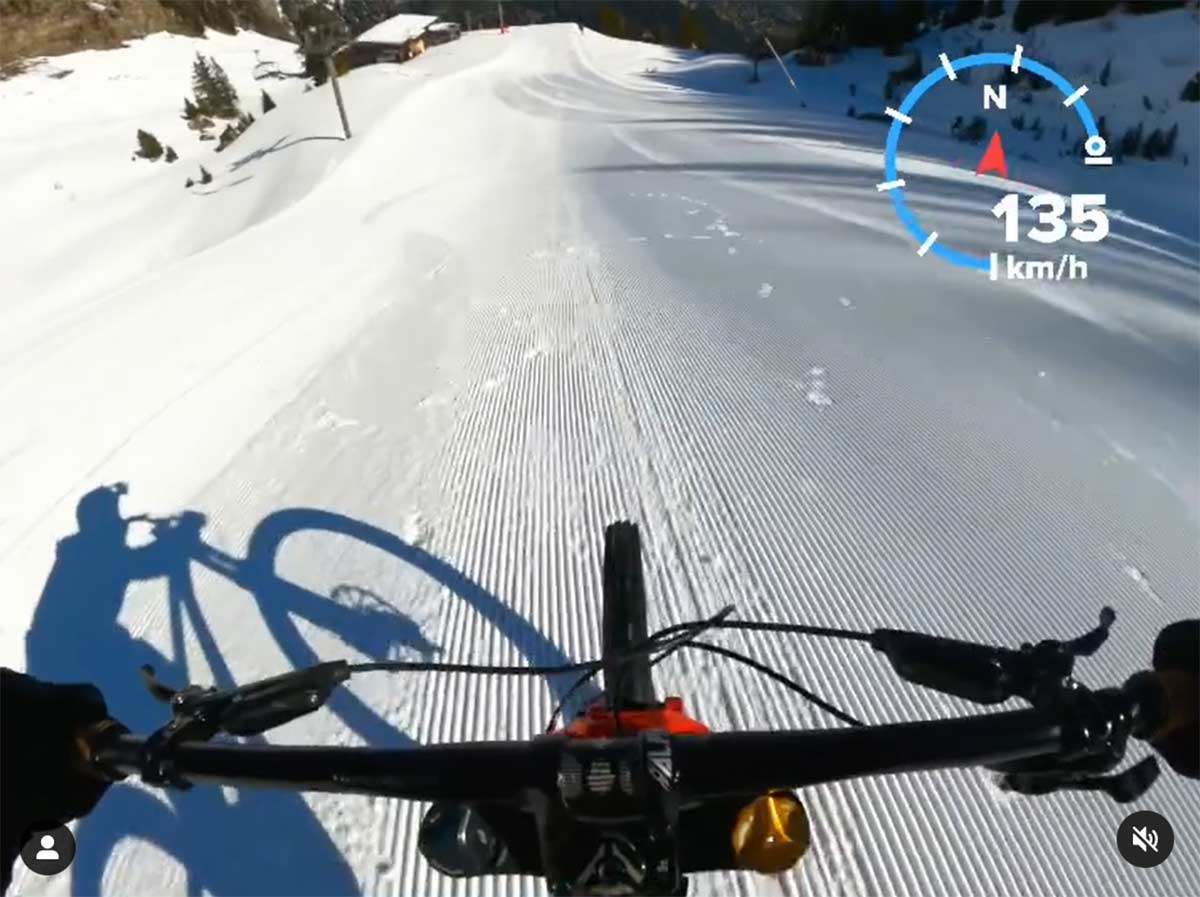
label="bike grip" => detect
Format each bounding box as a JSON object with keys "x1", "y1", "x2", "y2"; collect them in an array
[
  {"x1": 78, "y1": 719, "x2": 132, "y2": 783},
  {"x1": 1150, "y1": 669, "x2": 1198, "y2": 779},
  {"x1": 1148, "y1": 619, "x2": 1199, "y2": 779},
  {"x1": 1152, "y1": 669, "x2": 1198, "y2": 731},
  {"x1": 1124, "y1": 666, "x2": 1198, "y2": 780},
  {"x1": 870, "y1": 629, "x2": 1010, "y2": 704},
  {"x1": 1153, "y1": 619, "x2": 1198, "y2": 673}
]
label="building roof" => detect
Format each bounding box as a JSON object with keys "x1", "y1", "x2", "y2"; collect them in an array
[{"x1": 355, "y1": 13, "x2": 438, "y2": 45}]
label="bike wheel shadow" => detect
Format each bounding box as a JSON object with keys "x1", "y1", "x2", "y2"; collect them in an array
[
  {"x1": 233, "y1": 508, "x2": 600, "y2": 727},
  {"x1": 23, "y1": 486, "x2": 598, "y2": 896}
]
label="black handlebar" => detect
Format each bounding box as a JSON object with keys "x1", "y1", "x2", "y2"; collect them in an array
[
  {"x1": 85, "y1": 611, "x2": 1195, "y2": 809},
  {"x1": 671, "y1": 708, "x2": 1063, "y2": 795},
  {"x1": 68, "y1": 599, "x2": 1197, "y2": 897},
  {"x1": 92, "y1": 734, "x2": 561, "y2": 801},
  {"x1": 90, "y1": 704, "x2": 1077, "y2": 804},
  {"x1": 69, "y1": 602, "x2": 1197, "y2": 895}
]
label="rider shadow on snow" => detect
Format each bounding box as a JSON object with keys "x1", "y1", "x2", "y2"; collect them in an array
[{"x1": 25, "y1": 483, "x2": 598, "y2": 896}]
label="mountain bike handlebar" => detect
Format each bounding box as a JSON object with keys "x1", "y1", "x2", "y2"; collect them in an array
[
  {"x1": 77, "y1": 599, "x2": 1195, "y2": 894},
  {"x1": 86, "y1": 679, "x2": 1160, "y2": 804}
]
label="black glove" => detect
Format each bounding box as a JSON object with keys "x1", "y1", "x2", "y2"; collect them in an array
[
  {"x1": 1, "y1": 668, "x2": 123, "y2": 893},
  {"x1": 1149, "y1": 620, "x2": 1199, "y2": 780}
]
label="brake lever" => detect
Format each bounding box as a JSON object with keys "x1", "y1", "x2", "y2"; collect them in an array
[
  {"x1": 1073, "y1": 756, "x2": 1160, "y2": 802},
  {"x1": 998, "y1": 756, "x2": 1159, "y2": 804},
  {"x1": 1065, "y1": 606, "x2": 1117, "y2": 658},
  {"x1": 987, "y1": 673, "x2": 1153, "y2": 804},
  {"x1": 135, "y1": 661, "x2": 351, "y2": 788},
  {"x1": 1008, "y1": 607, "x2": 1117, "y2": 704},
  {"x1": 870, "y1": 607, "x2": 1117, "y2": 706}
]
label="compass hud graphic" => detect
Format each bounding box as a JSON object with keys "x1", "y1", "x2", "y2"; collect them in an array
[{"x1": 870, "y1": 34, "x2": 1185, "y2": 292}]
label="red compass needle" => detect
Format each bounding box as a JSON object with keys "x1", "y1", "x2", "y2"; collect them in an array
[{"x1": 975, "y1": 131, "x2": 1009, "y2": 178}]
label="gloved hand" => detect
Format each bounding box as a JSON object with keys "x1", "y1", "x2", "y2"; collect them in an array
[
  {"x1": 1, "y1": 668, "x2": 125, "y2": 893},
  {"x1": 1149, "y1": 620, "x2": 1199, "y2": 780}
]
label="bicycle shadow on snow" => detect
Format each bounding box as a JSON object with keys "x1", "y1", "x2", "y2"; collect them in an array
[{"x1": 24, "y1": 484, "x2": 598, "y2": 896}]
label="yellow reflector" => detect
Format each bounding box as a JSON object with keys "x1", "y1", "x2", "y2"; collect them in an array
[{"x1": 730, "y1": 791, "x2": 811, "y2": 874}]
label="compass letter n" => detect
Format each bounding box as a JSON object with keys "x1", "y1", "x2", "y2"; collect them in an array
[{"x1": 983, "y1": 85, "x2": 1007, "y2": 109}]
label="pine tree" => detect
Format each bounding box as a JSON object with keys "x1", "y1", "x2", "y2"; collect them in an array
[
  {"x1": 191, "y1": 53, "x2": 216, "y2": 116},
  {"x1": 748, "y1": 37, "x2": 770, "y2": 83},
  {"x1": 1182, "y1": 72, "x2": 1199, "y2": 102},
  {"x1": 164, "y1": 145, "x2": 178, "y2": 163},
  {"x1": 216, "y1": 123, "x2": 240, "y2": 152},
  {"x1": 199, "y1": 165, "x2": 212, "y2": 184},
  {"x1": 206, "y1": 56, "x2": 240, "y2": 118},
  {"x1": 1013, "y1": 0, "x2": 1058, "y2": 32},
  {"x1": 261, "y1": 89, "x2": 277, "y2": 113},
  {"x1": 597, "y1": 6, "x2": 625, "y2": 38},
  {"x1": 181, "y1": 96, "x2": 198, "y2": 120},
  {"x1": 191, "y1": 53, "x2": 239, "y2": 119},
  {"x1": 1118, "y1": 123, "x2": 1143, "y2": 159},
  {"x1": 135, "y1": 128, "x2": 164, "y2": 160},
  {"x1": 1163, "y1": 122, "x2": 1179, "y2": 157},
  {"x1": 677, "y1": 8, "x2": 707, "y2": 50},
  {"x1": 942, "y1": 1, "x2": 983, "y2": 29},
  {"x1": 190, "y1": 116, "x2": 215, "y2": 135},
  {"x1": 1142, "y1": 128, "x2": 1166, "y2": 160}
]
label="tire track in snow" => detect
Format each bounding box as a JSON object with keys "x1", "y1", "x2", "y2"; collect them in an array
[{"x1": 581, "y1": 264, "x2": 710, "y2": 625}]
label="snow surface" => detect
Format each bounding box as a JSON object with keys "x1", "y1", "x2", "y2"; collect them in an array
[
  {"x1": 1, "y1": 12, "x2": 1197, "y2": 897},
  {"x1": 652, "y1": 4, "x2": 1200, "y2": 241},
  {"x1": 355, "y1": 13, "x2": 439, "y2": 46}
]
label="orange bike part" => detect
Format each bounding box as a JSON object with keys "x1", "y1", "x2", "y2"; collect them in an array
[{"x1": 561, "y1": 696, "x2": 710, "y2": 738}]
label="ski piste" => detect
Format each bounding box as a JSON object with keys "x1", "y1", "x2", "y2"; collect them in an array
[
  {"x1": 82, "y1": 521, "x2": 1197, "y2": 896},
  {"x1": 2, "y1": 9, "x2": 1197, "y2": 897}
]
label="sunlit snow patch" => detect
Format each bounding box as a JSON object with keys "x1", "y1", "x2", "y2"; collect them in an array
[
  {"x1": 1123, "y1": 564, "x2": 1163, "y2": 603},
  {"x1": 806, "y1": 367, "x2": 832, "y2": 406}
]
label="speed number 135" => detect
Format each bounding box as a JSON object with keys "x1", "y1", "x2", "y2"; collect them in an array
[{"x1": 992, "y1": 193, "x2": 1109, "y2": 244}]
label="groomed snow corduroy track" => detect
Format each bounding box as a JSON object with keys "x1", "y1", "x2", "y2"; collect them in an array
[{"x1": 2, "y1": 23, "x2": 1197, "y2": 897}]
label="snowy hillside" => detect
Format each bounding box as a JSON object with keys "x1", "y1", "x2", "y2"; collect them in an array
[
  {"x1": 0, "y1": 27, "x2": 302, "y2": 194},
  {"x1": 2, "y1": 14, "x2": 1198, "y2": 897},
  {"x1": 627, "y1": 3, "x2": 1200, "y2": 238},
  {"x1": 0, "y1": 29, "x2": 305, "y2": 317}
]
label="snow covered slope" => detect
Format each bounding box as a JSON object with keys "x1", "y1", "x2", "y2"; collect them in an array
[
  {"x1": 636, "y1": 3, "x2": 1200, "y2": 239},
  {"x1": 2, "y1": 18, "x2": 1197, "y2": 897}
]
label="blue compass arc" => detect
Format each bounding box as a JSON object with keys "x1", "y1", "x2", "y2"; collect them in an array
[{"x1": 882, "y1": 50, "x2": 1100, "y2": 271}]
